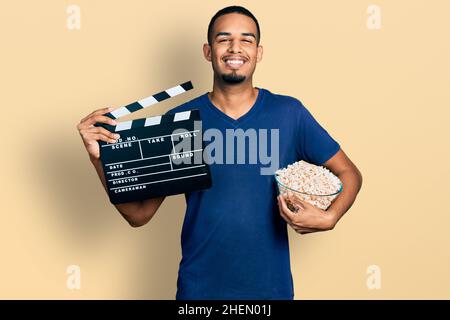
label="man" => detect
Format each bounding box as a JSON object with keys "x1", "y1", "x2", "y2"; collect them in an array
[{"x1": 77, "y1": 6, "x2": 363, "y2": 299}]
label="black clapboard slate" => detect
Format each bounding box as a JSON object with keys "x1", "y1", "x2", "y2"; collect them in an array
[{"x1": 95, "y1": 81, "x2": 212, "y2": 204}]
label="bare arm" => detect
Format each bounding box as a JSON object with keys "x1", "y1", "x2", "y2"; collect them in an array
[
  {"x1": 90, "y1": 157, "x2": 165, "y2": 227},
  {"x1": 323, "y1": 149, "x2": 363, "y2": 226},
  {"x1": 77, "y1": 107, "x2": 165, "y2": 228}
]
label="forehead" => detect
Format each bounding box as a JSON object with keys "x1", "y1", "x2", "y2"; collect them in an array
[{"x1": 213, "y1": 13, "x2": 257, "y2": 35}]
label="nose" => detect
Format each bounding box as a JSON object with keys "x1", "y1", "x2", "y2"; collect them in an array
[{"x1": 227, "y1": 39, "x2": 242, "y2": 53}]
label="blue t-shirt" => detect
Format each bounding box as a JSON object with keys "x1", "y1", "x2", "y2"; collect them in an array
[{"x1": 166, "y1": 88, "x2": 340, "y2": 299}]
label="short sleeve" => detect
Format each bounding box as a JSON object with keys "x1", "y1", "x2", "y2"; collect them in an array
[{"x1": 297, "y1": 101, "x2": 340, "y2": 165}]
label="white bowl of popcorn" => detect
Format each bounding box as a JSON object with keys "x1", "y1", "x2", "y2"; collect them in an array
[{"x1": 275, "y1": 160, "x2": 343, "y2": 211}]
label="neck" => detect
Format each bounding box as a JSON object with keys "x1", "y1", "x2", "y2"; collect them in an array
[{"x1": 208, "y1": 76, "x2": 258, "y2": 118}]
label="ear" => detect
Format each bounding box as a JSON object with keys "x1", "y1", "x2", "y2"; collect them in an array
[
  {"x1": 256, "y1": 45, "x2": 263, "y2": 63},
  {"x1": 203, "y1": 43, "x2": 212, "y2": 62}
]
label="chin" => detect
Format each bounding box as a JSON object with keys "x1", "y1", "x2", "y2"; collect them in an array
[{"x1": 221, "y1": 73, "x2": 246, "y2": 84}]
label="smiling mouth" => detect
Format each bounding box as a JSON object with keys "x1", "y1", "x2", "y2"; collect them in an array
[{"x1": 223, "y1": 58, "x2": 246, "y2": 69}]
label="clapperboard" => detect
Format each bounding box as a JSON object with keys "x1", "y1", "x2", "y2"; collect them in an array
[{"x1": 95, "y1": 81, "x2": 212, "y2": 204}]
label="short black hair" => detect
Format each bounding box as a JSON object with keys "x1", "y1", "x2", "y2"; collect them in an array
[{"x1": 207, "y1": 6, "x2": 261, "y2": 46}]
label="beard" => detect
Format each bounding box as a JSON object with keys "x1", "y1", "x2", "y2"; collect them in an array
[{"x1": 221, "y1": 71, "x2": 246, "y2": 84}]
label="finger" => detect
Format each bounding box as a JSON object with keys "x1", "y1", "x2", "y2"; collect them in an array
[
  {"x1": 294, "y1": 226, "x2": 319, "y2": 233},
  {"x1": 80, "y1": 107, "x2": 113, "y2": 124},
  {"x1": 81, "y1": 115, "x2": 117, "y2": 128},
  {"x1": 83, "y1": 133, "x2": 118, "y2": 145},
  {"x1": 298, "y1": 229, "x2": 321, "y2": 234},
  {"x1": 278, "y1": 195, "x2": 297, "y2": 219},
  {"x1": 279, "y1": 206, "x2": 294, "y2": 225},
  {"x1": 291, "y1": 225, "x2": 320, "y2": 234},
  {"x1": 279, "y1": 208, "x2": 293, "y2": 225},
  {"x1": 281, "y1": 211, "x2": 314, "y2": 231},
  {"x1": 279, "y1": 195, "x2": 314, "y2": 229},
  {"x1": 81, "y1": 126, "x2": 120, "y2": 140},
  {"x1": 285, "y1": 193, "x2": 307, "y2": 213},
  {"x1": 278, "y1": 201, "x2": 317, "y2": 233},
  {"x1": 278, "y1": 196, "x2": 304, "y2": 228},
  {"x1": 284, "y1": 192, "x2": 306, "y2": 211},
  {"x1": 277, "y1": 196, "x2": 291, "y2": 221},
  {"x1": 290, "y1": 198, "x2": 306, "y2": 211},
  {"x1": 293, "y1": 198, "x2": 313, "y2": 210}
]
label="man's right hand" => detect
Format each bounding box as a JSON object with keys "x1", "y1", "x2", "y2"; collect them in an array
[
  {"x1": 76, "y1": 107, "x2": 121, "y2": 160},
  {"x1": 76, "y1": 106, "x2": 166, "y2": 228}
]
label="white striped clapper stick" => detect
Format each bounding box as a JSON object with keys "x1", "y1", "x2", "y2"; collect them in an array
[{"x1": 95, "y1": 81, "x2": 193, "y2": 132}]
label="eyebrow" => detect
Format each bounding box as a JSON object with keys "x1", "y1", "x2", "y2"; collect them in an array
[{"x1": 215, "y1": 32, "x2": 257, "y2": 40}]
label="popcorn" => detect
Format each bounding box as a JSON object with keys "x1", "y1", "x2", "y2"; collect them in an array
[{"x1": 275, "y1": 160, "x2": 342, "y2": 211}]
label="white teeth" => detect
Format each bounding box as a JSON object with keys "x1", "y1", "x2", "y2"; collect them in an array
[{"x1": 226, "y1": 60, "x2": 244, "y2": 65}]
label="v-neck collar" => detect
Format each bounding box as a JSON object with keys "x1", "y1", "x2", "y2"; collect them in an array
[{"x1": 203, "y1": 87, "x2": 265, "y2": 127}]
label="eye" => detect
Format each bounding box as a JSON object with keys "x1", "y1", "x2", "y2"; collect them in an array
[{"x1": 218, "y1": 39, "x2": 230, "y2": 43}]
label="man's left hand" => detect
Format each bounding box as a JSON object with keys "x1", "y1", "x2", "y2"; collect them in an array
[{"x1": 277, "y1": 194, "x2": 337, "y2": 235}]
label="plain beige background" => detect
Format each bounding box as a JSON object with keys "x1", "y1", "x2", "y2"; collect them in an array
[{"x1": 1, "y1": 0, "x2": 449, "y2": 299}]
